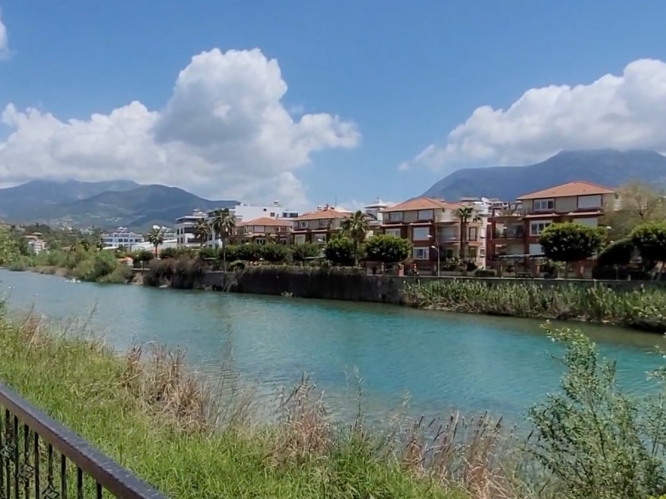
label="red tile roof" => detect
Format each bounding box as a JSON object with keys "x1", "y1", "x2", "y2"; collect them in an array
[
  {"x1": 238, "y1": 217, "x2": 293, "y2": 227},
  {"x1": 517, "y1": 181, "x2": 615, "y2": 200},
  {"x1": 381, "y1": 197, "x2": 462, "y2": 213},
  {"x1": 294, "y1": 207, "x2": 351, "y2": 221}
]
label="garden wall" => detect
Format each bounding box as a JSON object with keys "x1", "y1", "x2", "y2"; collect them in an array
[{"x1": 191, "y1": 268, "x2": 666, "y2": 304}]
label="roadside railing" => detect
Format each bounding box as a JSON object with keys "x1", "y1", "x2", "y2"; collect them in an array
[{"x1": 0, "y1": 382, "x2": 167, "y2": 499}]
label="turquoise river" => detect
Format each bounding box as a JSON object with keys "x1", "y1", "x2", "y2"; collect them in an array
[{"x1": 1, "y1": 269, "x2": 665, "y2": 423}]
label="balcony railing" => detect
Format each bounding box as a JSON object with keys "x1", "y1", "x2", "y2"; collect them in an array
[
  {"x1": 493, "y1": 228, "x2": 525, "y2": 239},
  {"x1": 0, "y1": 382, "x2": 167, "y2": 499}
]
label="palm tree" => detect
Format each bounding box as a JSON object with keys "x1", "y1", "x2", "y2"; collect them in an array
[
  {"x1": 210, "y1": 208, "x2": 236, "y2": 269},
  {"x1": 146, "y1": 226, "x2": 165, "y2": 257},
  {"x1": 341, "y1": 210, "x2": 370, "y2": 265},
  {"x1": 456, "y1": 207, "x2": 481, "y2": 262},
  {"x1": 193, "y1": 218, "x2": 211, "y2": 249}
]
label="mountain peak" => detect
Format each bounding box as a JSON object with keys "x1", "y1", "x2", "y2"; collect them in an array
[{"x1": 422, "y1": 149, "x2": 666, "y2": 201}]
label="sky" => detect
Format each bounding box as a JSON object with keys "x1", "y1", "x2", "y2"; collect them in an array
[{"x1": 1, "y1": 1, "x2": 666, "y2": 211}]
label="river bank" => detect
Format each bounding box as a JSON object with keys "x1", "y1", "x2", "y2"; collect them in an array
[{"x1": 0, "y1": 305, "x2": 521, "y2": 499}]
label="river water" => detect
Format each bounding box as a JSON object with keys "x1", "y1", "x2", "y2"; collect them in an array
[{"x1": 1, "y1": 269, "x2": 665, "y2": 423}]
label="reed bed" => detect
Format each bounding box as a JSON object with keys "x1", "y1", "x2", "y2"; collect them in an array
[{"x1": 403, "y1": 280, "x2": 666, "y2": 332}]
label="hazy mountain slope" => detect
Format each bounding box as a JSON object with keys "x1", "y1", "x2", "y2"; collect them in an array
[{"x1": 422, "y1": 149, "x2": 666, "y2": 200}]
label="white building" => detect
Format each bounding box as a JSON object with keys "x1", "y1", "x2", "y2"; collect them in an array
[
  {"x1": 363, "y1": 198, "x2": 390, "y2": 237},
  {"x1": 101, "y1": 227, "x2": 145, "y2": 250},
  {"x1": 175, "y1": 202, "x2": 300, "y2": 248},
  {"x1": 24, "y1": 235, "x2": 48, "y2": 254},
  {"x1": 175, "y1": 210, "x2": 207, "y2": 248}
]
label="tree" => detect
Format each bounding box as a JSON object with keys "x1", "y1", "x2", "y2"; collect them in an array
[
  {"x1": 602, "y1": 181, "x2": 666, "y2": 239},
  {"x1": 324, "y1": 236, "x2": 356, "y2": 266},
  {"x1": 341, "y1": 210, "x2": 369, "y2": 265},
  {"x1": 456, "y1": 207, "x2": 481, "y2": 260},
  {"x1": 0, "y1": 228, "x2": 19, "y2": 265},
  {"x1": 193, "y1": 219, "x2": 211, "y2": 248},
  {"x1": 538, "y1": 223, "x2": 604, "y2": 277},
  {"x1": 291, "y1": 243, "x2": 320, "y2": 263},
  {"x1": 596, "y1": 238, "x2": 635, "y2": 267},
  {"x1": 258, "y1": 243, "x2": 289, "y2": 262},
  {"x1": 365, "y1": 234, "x2": 411, "y2": 264},
  {"x1": 146, "y1": 226, "x2": 165, "y2": 257},
  {"x1": 630, "y1": 222, "x2": 666, "y2": 273},
  {"x1": 210, "y1": 208, "x2": 236, "y2": 270}
]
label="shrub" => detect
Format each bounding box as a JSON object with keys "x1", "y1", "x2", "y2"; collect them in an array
[
  {"x1": 71, "y1": 252, "x2": 118, "y2": 282},
  {"x1": 228, "y1": 260, "x2": 245, "y2": 271},
  {"x1": 324, "y1": 236, "x2": 356, "y2": 266},
  {"x1": 290, "y1": 243, "x2": 320, "y2": 262},
  {"x1": 473, "y1": 268, "x2": 496, "y2": 277},
  {"x1": 528, "y1": 323, "x2": 666, "y2": 499},
  {"x1": 631, "y1": 222, "x2": 666, "y2": 268},
  {"x1": 597, "y1": 238, "x2": 635, "y2": 266},
  {"x1": 160, "y1": 247, "x2": 179, "y2": 259},
  {"x1": 199, "y1": 247, "x2": 218, "y2": 260},
  {"x1": 539, "y1": 222, "x2": 605, "y2": 269},
  {"x1": 258, "y1": 243, "x2": 289, "y2": 263},
  {"x1": 365, "y1": 235, "x2": 411, "y2": 264}
]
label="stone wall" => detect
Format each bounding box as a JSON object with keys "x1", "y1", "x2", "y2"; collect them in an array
[{"x1": 191, "y1": 267, "x2": 666, "y2": 304}]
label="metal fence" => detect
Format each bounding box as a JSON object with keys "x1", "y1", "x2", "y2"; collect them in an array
[{"x1": 0, "y1": 383, "x2": 167, "y2": 499}]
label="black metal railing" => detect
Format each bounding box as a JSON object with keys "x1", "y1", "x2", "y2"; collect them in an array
[{"x1": 0, "y1": 383, "x2": 167, "y2": 499}]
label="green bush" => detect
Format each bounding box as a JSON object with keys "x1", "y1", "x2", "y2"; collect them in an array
[
  {"x1": 258, "y1": 243, "x2": 289, "y2": 263},
  {"x1": 597, "y1": 238, "x2": 635, "y2": 266},
  {"x1": 324, "y1": 236, "x2": 356, "y2": 266},
  {"x1": 473, "y1": 268, "x2": 496, "y2": 277},
  {"x1": 290, "y1": 243, "x2": 320, "y2": 262},
  {"x1": 365, "y1": 235, "x2": 411, "y2": 264}
]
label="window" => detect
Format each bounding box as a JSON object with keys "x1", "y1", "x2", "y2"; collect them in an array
[
  {"x1": 412, "y1": 227, "x2": 430, "y2": 241},
  {"x1": 314, "y1": 234, "x2": 327, "y2": 244},
  {"x1": 533, "y1": 199, "x2": 554, "y2": 211},
  {"x1": 388, "y1": 212, "x2": 403, "y2": 222},
  {"x1": 417, "y1": 210, "x2": 434, "y2": 221},
  {"x1": 468, "y1": 247, "x2": 477, "y2": 258},
  {"x1": 444, "y1": 248, "x2": 454, "y2": 258},
  {"x1": 318, "y1": 219, "x2": 331, "y2": 228},
  {"x1": 254, "y1": 238, "x2": 266, "y2": 245},
  {"x1": 294, "y1": 234, "x2": 306, "y2": 245},
  {"x1": 270, "y1": 212, "x2": 275, "y2": 217},
  {"x1": 575, "y1": 217, "x2": 598, "y2": 228},
  {"x1": 413, "y1": 247, "x2": 429, "y2": 260},
  {"x1": 479, "y1": 248, "x2": 486, "y2": 257},
  {"x1": 385, "y1": 228, "x2": 401, "y2": 238},
  {"x1": 530, "y1": 221, "x2": 551, "y2": 236},
  {"x1": 297, "y1": 221, "x2": 308, "y2": 229},
  {"x1": 577, "y1": 195, "x2": 602, "y2": 209},
  {"x1": 253, "y1": 226, "x2": 265, "y2": 233},
  {"x1": 468, "y1": 227, "x2": 478, "y2": 241},
  {"x1": 529, "y1": 243, "x2": 544, "y2": 255}
]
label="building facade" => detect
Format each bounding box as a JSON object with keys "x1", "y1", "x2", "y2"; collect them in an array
[
  {"x1": 235, "y1": 217, "x2": 293, "y2": 244},
  {"x1": 175, "y1": 210, "x2": 207, "y2": 247},
  {"x1": 291, "y1": 206, "x2": 351, "y2": 245},
  {"x1": 101, "y1": 228, "x2": 145, "y2": 250},
  {"x1": 380, "y1": 197, "x2": 486, "y2": 271},
  {"x1": 486, "y1": 181, "x2": 618, "y2": 272}
]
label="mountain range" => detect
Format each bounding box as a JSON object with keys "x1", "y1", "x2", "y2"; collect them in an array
[
  {"x1": 422, "y1": 149, "x2": 666, "y2": 201},
  {"x1": 0, "y1": 180, "x2": 238, "y2": 230}
]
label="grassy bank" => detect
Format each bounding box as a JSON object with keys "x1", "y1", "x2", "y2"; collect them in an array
[
  {"x1": 403, "y1": 280, "x2": 666, "y2": 332},
  {"x1": 0, "y1": 310, "x2": 511, "y2": 498},
  {"x1": 4, "y1": 248, "x2": 133, "y2": 283},
  {"x1": 5, "y1": 306, "x2": 666, "y2": 497}
]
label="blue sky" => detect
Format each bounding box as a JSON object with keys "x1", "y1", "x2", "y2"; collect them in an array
[{"x1": 1, "y1": 1, "x2": 666, "y2": 209}]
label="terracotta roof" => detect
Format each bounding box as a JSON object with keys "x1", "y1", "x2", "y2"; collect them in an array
[
  {"x1": 238, "y1": 217, "x2": 293, "y2": 227},
  {"x1": 516, "y1": 181, "x2": 615, "y2": 200},
  {"x1": 294, "y1": 208, "x2": 351, "y2": 221},
  {"x1": 381, "y1": 197, "x2": 462, "y2": 213}
]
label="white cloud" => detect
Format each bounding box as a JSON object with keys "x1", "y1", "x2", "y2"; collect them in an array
[
  {"x1": 411, "y1": 59, "x2": 666, "y2": 171},
  {"x1": 0, "y1": 48, "x2": 360, "y2": 206},
  {"x1": 0, "y1": 8, "x2": 9, "y2": 58}
]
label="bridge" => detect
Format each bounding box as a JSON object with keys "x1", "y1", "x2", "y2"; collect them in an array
[{"x1": 0, "y1": 383, "x2": 167, "y2": 499}]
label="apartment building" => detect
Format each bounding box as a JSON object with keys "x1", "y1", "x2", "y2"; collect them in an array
[
  {"x1": 486, "y1": 181, "x2": 617, "y2": 271},
  {"x1": 175, "y1": 210, "x2": 207, "y2": 247},
  {"x1": 235, "y1": 217, "x2": 293, "y2": 244},
  {"x1": 291, "y1": 205, "x2": 351, "y2": 245},
  {"x1": 101, "y1": 227, "x2": 145, "y2": 250},
  {"x1": 24, "y1": 234, "x2": 48, "y2": 254},
  {"x1": 380, "y1": 198, "x2": 486, "y2": 270}
]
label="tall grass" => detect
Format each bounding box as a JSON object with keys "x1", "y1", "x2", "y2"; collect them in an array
[
  {"x1": 403, "y1": 280, "x2": 666, "y2": 332},
  {"x1": 3, "y1": 310, "x2": 520, "y2": 498}
]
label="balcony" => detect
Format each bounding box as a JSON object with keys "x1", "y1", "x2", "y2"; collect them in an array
[
  {"x1": 437, "y1": 234, "x2": 459, "y2": 243},
  {"x1": 493, "y1": 227, "x2": 525, "y2": 239}
]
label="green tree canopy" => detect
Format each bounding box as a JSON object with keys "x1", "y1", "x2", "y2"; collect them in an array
[
  {"x1": 324, "y1": 236, "x2": 356, "y2": 266},
  {"x1": 596, "y1": 238, "x2": 635, "y2": 267},
  {"x1": 365, "y1": 234, "x2": 412, "y2": 264},
  {"x1": 341, "y1": 211, "x2": 369, "y2": 265},
  {"x1": 538, "y1": 223, "x2": 604, "y2": 264},
  {"x1": 0, "y1": 228, "x2": 19, "y2": 265},
  {"x1": 630, "y1": 221, "x2": 666, "y2": 264},
  {"x1": 290, "y1": 243, "x2": 320, "y2": 262}
]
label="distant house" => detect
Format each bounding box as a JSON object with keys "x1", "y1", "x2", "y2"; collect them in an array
[
  {"x1": 291, "y1": 206, "x2": 351, "y2": 245},
  {"x1": 235, "y1": 217, "x2": 293, "y2": 245},
  {"x1": 486, "y1": 180, "x2": 618, "y2": 274}
]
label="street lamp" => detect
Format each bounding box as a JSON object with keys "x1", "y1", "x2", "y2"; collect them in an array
[{"x1": 429, "y1": 234, "x2": 440, "y2": 277}]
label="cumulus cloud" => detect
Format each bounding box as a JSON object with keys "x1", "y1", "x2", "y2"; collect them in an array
[
  {"x1": 0, "y1": 48, "x2": 360, "y2": 205},
  {"x1": 0, "y1": 8, "x2": 8, "y2": 57},
  {"x1": 409, "y1": 59, "x2": 666, "y2": 171}
]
